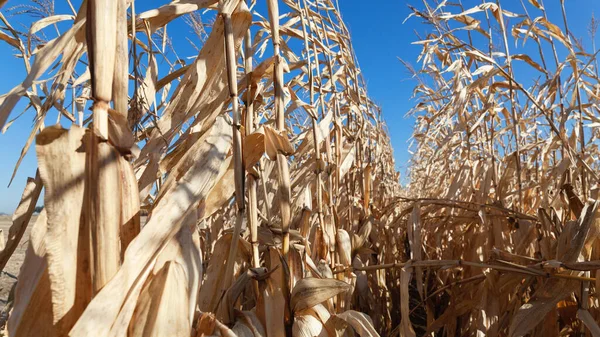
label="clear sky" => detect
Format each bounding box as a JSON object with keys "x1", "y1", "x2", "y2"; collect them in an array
[{"x1": 0, "y1": 0, "x2": 599, "y2": 214}]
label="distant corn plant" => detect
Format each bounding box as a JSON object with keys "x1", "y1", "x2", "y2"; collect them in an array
[{"x1": 399, "y1": 0, "x2": 600, "y2": 336}]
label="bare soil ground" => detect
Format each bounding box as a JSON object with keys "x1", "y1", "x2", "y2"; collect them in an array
[{"x1": 0, "y1": 215, "x2": 33, "y2": 306}]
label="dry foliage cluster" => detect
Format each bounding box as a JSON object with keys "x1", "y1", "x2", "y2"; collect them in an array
[
  {"x1": 399, "y1": 0, "x2": 600, "y2": 336},
  {"x1": 0, "y1": 0, "x2": 402, "y2": 336}
]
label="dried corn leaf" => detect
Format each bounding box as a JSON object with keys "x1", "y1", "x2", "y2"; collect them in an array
[
  {"x1": 129, "y1": 223, "x2": 201, "y2": 337},
  {"x1": 129, "y1": 261, "x2": 189, "y2": 337},
  {"x1": 264, "y1": 125, "x2": 295, "y2": 160},
  {"x1": 203, "y1": 156, "x2": 235, "y2": 218},
  {"x1": 36, "y1": 126, "x2": 88, "y2": 331}
]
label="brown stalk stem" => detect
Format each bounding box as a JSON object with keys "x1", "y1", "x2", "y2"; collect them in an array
[
  {"x1": 221, "y1": 6, "x2": 246, "y2": 295},
  {"x1": 112, "y1": 0, "x2": 128, "y2": 116},
  {"x1": 539, "y1": 0, "x2": 568, "y2": 164},
  {"x1": 320, "y1": 5, "x2": 347, "y2": 205},
  {"x1": 310, "y1": 6, "x2": 337, "y2": 212},
  {"x1": 244, "y1": 14, "x2": 260, "y2": 271},
  {"x1": 266, "y1": 0, "x2": 292, "y2": 259},
  {"x1": 559, "y1": 1, "x2": 587, "y2": 200},
  {"x1": 298, "y1": 0, "x2": 325, "y2": 234},
  {"x1": 86, "y1": 0, "x2": 121, "y2": 293},
  {"x1": 496, "y1": 0, "x2": 523, "y2": 212}
]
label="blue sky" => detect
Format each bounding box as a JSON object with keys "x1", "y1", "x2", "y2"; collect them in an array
[{"x1": 0, "y1": 0, "x2": 599, "y2": 213}]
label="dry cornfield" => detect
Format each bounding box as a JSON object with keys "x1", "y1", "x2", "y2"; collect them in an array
[{"x1": 0, "y1": 0, "x2": 599, "y2": 336}]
